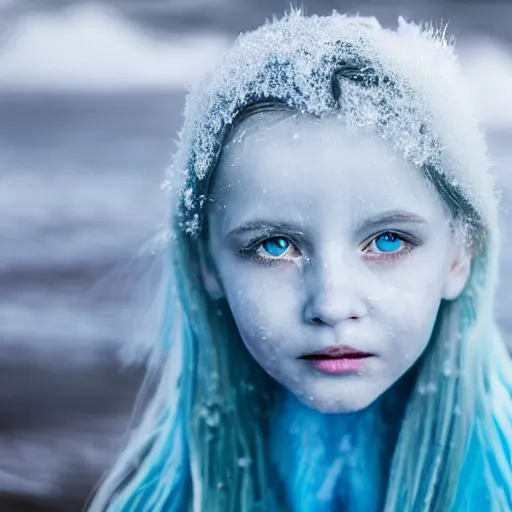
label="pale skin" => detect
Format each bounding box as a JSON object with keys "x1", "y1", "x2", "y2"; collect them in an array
[{"x1": 200, "y1": 111, "x2": 472, "y2": 413}]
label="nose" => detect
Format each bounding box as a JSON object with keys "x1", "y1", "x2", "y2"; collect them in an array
[{"x1": 302, "y1": 253, "x2": 368, "y2": 327}]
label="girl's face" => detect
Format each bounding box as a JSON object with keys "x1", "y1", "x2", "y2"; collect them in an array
[{"x1": 201, "y1": 112, "x2": 471, "y2": 413}]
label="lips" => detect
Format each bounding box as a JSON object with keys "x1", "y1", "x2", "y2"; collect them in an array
[{"x1": 298, "y1": 345, "x2": 374, "y2": 374}]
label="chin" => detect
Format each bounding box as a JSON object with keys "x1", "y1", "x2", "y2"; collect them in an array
[{"x1": 297, "y1": 392, "x2": 379, "y2": 414}]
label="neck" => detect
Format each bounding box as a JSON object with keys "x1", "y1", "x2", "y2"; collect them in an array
[{"x1": 269, "y1": 380, "x2": 412, "y2": 512}]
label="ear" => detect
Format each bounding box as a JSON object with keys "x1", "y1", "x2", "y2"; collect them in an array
[
  {"x1": 198, "y1": 239, "x2": 225, "y2": 300},
  {"x1": 442, "y1": 242, "x2": 472, "y2": 301}
]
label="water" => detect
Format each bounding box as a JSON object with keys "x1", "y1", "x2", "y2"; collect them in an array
[
  {"x1": 0, "y1": 90, "x2": 181, "y2": 510},
  {"x1": 1, "y1": 2, "x2": 511, "y2": 510}
]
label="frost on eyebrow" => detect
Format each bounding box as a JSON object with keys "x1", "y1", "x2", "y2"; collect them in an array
[{"x1": 168, "y1": 9, "x2": 494, "y2": 239}]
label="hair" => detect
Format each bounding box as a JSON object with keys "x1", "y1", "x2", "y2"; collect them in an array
[{"x1": 88, "y1": 11, "x2": 512, "y2": 512}]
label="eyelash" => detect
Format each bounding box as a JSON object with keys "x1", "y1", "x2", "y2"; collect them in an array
[{"x1": 238, "y1": 231, "x2": 419, "y2": 267}]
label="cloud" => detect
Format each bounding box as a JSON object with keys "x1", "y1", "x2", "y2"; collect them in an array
[
  {"x1": 458, "y1": 37, "x2": 512, "y2": 129},
  {"x1": 0, "y1": 4, "x2": 231, "y2": 90}
]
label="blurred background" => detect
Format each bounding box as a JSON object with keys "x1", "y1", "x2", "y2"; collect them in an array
[{"x1": 0, "y1": 1, "x2": 511, "y2": 510}]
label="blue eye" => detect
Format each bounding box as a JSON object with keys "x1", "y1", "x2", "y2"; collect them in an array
[
  {"x1": 374, "y1": 232, "x2": 403, "y2": 252},
  {"x1": 261, "y1": 237, "x2": 290, "y2": 257}
]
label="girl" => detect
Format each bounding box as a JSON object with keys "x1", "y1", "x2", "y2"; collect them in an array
[{"x1": 89, "y1": 11, "x2": 512, "y2": 511}]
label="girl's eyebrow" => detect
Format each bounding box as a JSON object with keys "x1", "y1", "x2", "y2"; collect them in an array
[
  {"x1": 225, "y1": 220, "x2": 306, "y2": 240},
  {"x1": 359, "y1": 210, "x2": 428, "y2": 231}
]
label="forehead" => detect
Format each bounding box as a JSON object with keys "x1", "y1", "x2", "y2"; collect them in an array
[{"x1": 208, "y1": 111, "x2": 444, "y2": 222}]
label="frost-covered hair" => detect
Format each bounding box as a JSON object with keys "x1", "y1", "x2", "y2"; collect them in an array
[{"x1": 89, "y1": 11, "x2": 512, "y2": 512}]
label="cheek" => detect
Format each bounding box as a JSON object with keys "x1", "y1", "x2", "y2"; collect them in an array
[
  {"x1": 379, "y1": 290, "x2": 440, "y2": 350},
  {"x1": 373, "y1": 278, "x2": 441, "y2": 327},
  {"x1": 221, "y1": 267, "x2": 302, "y2": 362},
  {"x1": 368, "y1": 248, "x2": 450, "y2": 352},
  {"x1": 370, "y1": 239, "x2": 451, "y2": 306},
  {"x1": 371, "y1": 280, "x2": 444, "y2": 372}
]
